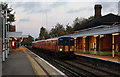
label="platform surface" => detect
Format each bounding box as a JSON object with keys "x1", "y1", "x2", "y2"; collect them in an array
[
  {"x1": 75, "y1": 52, "x2": 120, "y2": 63},
  {"x1": 2, "y1": 46, "x2": 65, "y2": 77},
  {"x1": 2, "y1": 48, "x2": 35, "y2": 76}
]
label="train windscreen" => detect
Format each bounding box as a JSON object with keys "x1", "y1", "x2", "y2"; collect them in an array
[
  {"x1": 70, "y1": 39, "x2": 74, "y2": 46},
  {"x1": 58, "y1": 39, "x2": 63, "y2": 45},
  {"x1": 58, "y1": 38, "x2": 74, "y2": 46}
]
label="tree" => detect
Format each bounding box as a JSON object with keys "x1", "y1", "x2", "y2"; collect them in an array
[
  {"x1": 65, "y1": 24, "x2": 74, "y2": 34},
  {"x1": 49, "y1": 28, "x2": 57, "y2": 38},
  {"x1": 39, "y1": 27, "x2": 49, "y2": 40},
  {"x1": 73, "y1": 16, "x2": 94, "y2": 31},
  {"x1": 55, "y1": 23, "x2": 66, "y2": 36},
  {"x1": 88, "y1": 16, "x2": 94, "y2": 21},
  {"x1": 24, "y1": 35, "x2": 34, "y2": 46},
  {"x1": 73, "y1": 17, "x2": 83, "y2": 31},
  {"x1": 35, "y1": 38, "x2": 39, "y2": 41},
  {"x1": 49, "y1": 23, "x2": 66, "y2": 38}
]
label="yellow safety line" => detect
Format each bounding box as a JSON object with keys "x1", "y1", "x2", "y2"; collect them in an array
[{"x1": 26, "y1": 54, "x2": 47, "y2": 76}]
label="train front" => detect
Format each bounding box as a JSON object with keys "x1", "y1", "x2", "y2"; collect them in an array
[{"x1": 57, "y1": 37, "x2": 75, "y2": 57}]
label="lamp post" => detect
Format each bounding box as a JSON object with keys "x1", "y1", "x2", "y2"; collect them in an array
[
  {"x1": 7, "y1": 22, "x2": 10, "y2": 54},
  {"x1": 5, "y1": 8, "x2": 8, "y2": 58},
  {"x1": 1, "y1": 3, "x2": 15, "y2": 61},
  {"x1": 7, "y1": 8, "x2": 13, "y2": 54},
  {"x1": 1, "y1": 10, "x2": 5, "y2": 61}
]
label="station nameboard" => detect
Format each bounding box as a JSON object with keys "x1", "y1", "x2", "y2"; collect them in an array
[{"x1": 9, "y1": 25, "x2": 16, "y2": 32}]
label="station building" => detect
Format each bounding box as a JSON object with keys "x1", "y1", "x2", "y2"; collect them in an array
[
  {"x1": 8, "y1": 31, "x2": 28, "y2": 49},
  {"x1": 72, "y1": 5, "x2": 120, "y2": 58},
  {"x1": 6, "y1": 25, "x2": 28, "y2": 49},
  {"x1": 0, "y1": 3, "x2": 28, "y2": 61}
]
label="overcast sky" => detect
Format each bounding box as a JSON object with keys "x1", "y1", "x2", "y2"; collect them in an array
[{"x1": 5, "y1": 0, "x2": 119, "y2": 38}]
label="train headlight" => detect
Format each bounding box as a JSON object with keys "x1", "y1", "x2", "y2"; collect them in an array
[
  {"x1": 60, "y1": 48, "x2": 62, "y2": 51},
  {"x1": 70, "y1": 49, "x2": 73, "y2": 51}
]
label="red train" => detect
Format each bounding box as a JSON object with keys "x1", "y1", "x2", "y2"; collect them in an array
[{"x1": 32, "y1": 36, "x2": 75, "y2": 57}]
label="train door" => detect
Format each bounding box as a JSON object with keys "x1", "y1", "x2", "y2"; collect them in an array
[
  {"x1": 69, "y1": 38, "x2": 74, "y2": 52},
  {"x1": 64, "y1": 38, "x2": 68, "y2": 52},
  {"x1": 68, "y1": 39, "x2": 70, "y2": 52}
]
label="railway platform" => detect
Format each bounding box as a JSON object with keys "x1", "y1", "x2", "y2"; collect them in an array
[
  {"x1": 75, "y1": 52, "x2": 120, "y2": 63},
  {"x1": 2, "y1": 46, "x2": 65, "y2": 77}
]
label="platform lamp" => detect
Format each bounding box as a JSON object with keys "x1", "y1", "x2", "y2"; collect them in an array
[
  {"x1": 6, "y1": 22, "x2": 10, "y2": 55},
  {"x1": 5, "y1": 6, "x2": 8, "y2": 59},
  {"x1": 1, "y1": 10, "x2": 5, "y2": 61},
  {"x1": 7, "y1": 8, "x2": 13, "y2": 55},
  {"x1": 7, "y1": 8, "x2": 15, "y2": 55}
]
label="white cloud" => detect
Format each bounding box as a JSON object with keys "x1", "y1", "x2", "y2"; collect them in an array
[
  {"x1": 3, "y1": 0, "x2": 120, "y2": 2},
  {"x1": 7, "y1": 1, "x2": 118, "y2": 38}
]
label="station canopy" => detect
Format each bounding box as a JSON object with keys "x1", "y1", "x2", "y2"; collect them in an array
[{"x1": 7, "y1": 32, "x2": 28, "y2": 38}]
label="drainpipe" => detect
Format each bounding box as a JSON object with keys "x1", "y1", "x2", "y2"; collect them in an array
[
  {"x1": 83, "y1": 36, "x2": 86, "y2": 53},
  {"x1": 98, "y1": 35, "x2": 101, "y2": 55},
  {"x1": 94, "y1": 37, "x2": 96, "y2": 55},
  {"x1": 112, "y1": 35, "x2": 115, "y2": 58},
  {"x1": 111, "y1": 23, "x2": 117, "y2": 58}
]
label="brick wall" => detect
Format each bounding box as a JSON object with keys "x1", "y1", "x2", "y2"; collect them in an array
[
  {"x1": 77, "y1": 37, "x2": 83, "y2": 50},
  {"x1": 100, "y1": 34, "x2": 112, "y2": 51},
  {"x1": 90, "y1": 36, "x2": 94, "y2": 51}
]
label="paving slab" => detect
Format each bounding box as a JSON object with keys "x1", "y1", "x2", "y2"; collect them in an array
[
  {"x1": 2, "y1": 47, "x2": 66, "y2": 77},
  {"x1": 2, "y1": 50, "x2": 35, "y2": 75}
]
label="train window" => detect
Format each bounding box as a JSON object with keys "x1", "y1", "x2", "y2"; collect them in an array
[
  {"x1": 70, "y1": 39, "x2": 74, "y2": 46},
  {"x1": 53, "y1": 41, "x2": 55, "y2": 46},
  {"x1": 48, "y1": 42, "x2": 49, "y2": 46},
  {"x1": 65, "y1": 40, "x2": 69, "y2": 45},
  {"x1": 49, "y1": 41, "x2": 51, "y2": 46},
  {"x1": 58, "y1": 39, "x2": 63, "y2": 45}
]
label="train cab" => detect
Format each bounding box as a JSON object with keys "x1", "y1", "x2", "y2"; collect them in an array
[{"x1": 57, "y1": 36, "x2": 75, "y2": 55}]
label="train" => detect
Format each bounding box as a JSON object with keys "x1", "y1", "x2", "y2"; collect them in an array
[{"x1": 32, "y1": 36, "x2": 75, "y2": 58}]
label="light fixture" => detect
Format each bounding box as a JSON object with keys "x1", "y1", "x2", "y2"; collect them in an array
[
  {"x1": 94, "y1": 35, "x2": 98, "y2": 37},
  {"x1": 83, "y1": 36, "x2": 87, "y2": 38},
  {"x1": 100, "y1": 35, "x2": 104, "y2": 38},
  {"x1": 112, "y1": 33, "x2": 119, "y2": 36},
  {"x1": 14, "y1": 37, "x2": 17, "y2": 40}
]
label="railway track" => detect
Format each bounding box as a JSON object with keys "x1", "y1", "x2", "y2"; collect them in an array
[
  {"x1": 75, "y1": 55, "x2": 120, "y2": 76},
  {"x1": 27, "y1": 47, "x2": 120, "y2": 77},
  {"x1": 28, "y1": 48, "x2": 78, "y2": 76},
  {"x1": 72, "y1": 59, "x2": 119, "y2": 76}
]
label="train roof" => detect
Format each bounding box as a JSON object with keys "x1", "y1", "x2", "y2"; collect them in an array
[
  {"x1": 32, "y1": 36, "x2": 74, "y2": 43},
  {"x1": 58, "y1": 36, "x2": 74, "y2": 39},
  {"x1": 32, "y1": 37, "x2": 58, "y2": 43},
  {"x1": 32, "y1": 40, "x2": 39, "y2": 43},
  {"x1": 46, "y1": 37, "x2": 58, "y2": 41}
]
